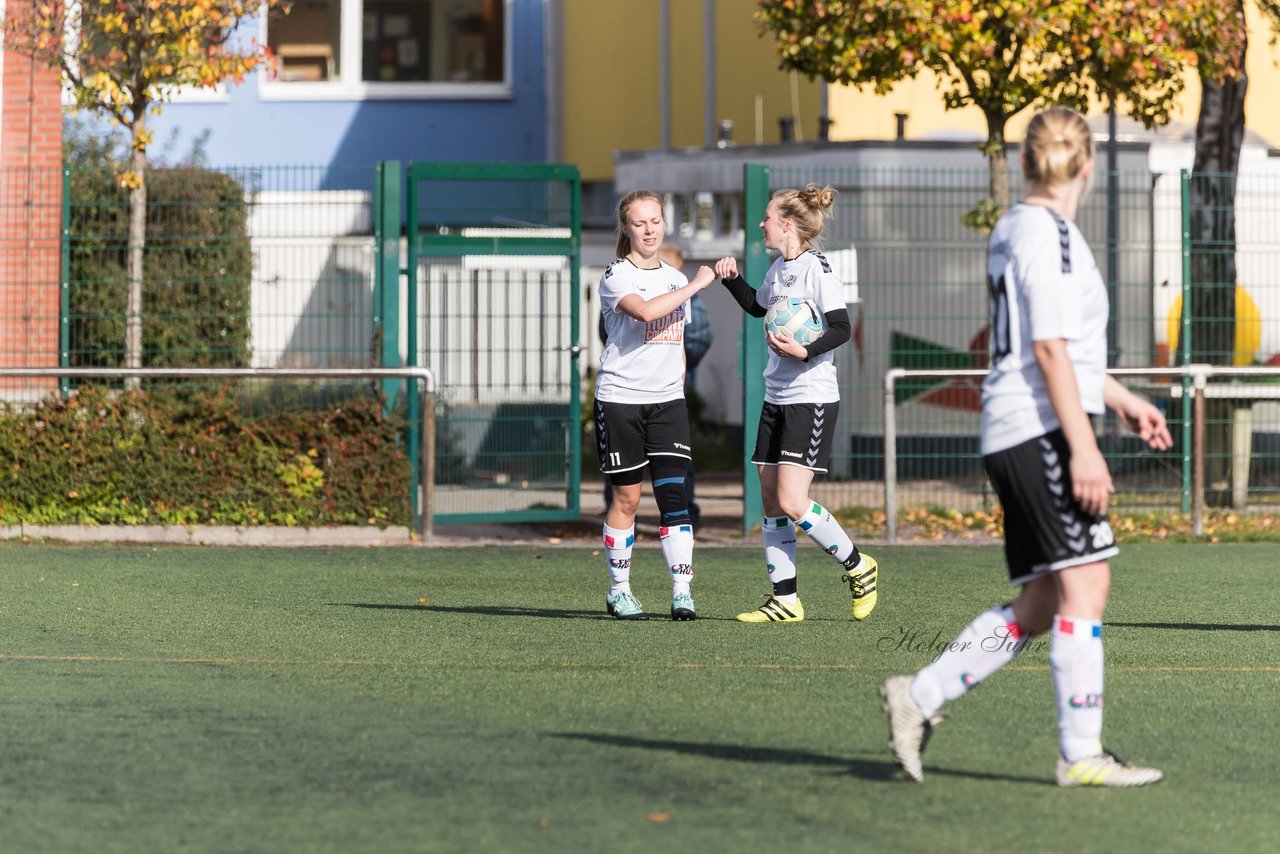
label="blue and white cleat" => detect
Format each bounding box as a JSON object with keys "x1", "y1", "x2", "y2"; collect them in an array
[
  {"x1": 670, "y1": 591, "x2": 697, "y2": 621},
  {"x1": 605, "y1": 590, "x2": 649, "y2": 621}
]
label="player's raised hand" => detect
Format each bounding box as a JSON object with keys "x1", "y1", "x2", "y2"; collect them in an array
[
  {"x1": 714, "y1": 257, "x2": 738, "y2": 279},
  {"x1": 689, "y1": 265, "x2": 716, "y2": 289}
]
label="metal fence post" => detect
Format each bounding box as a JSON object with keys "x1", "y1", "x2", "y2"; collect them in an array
[
  {"x1": 883, "y1": 368, "x2": 900, "y2": 544},
  {"x1": 60, "y1": 167, "x2": 71, "y2": 397},
  {"x1": 567, "y1": 168, "x2": 583, "y2": 517},
  {"x1": 374, "y1": 161, "x2": 403, "y2": 409},
  {"x1": 741, "y1": 163, "x2": 770, "y2": 534},
  {"x1": 1180, "y1": 169, "x2": 1193, "y2": 514},
  {"x1": 1192, "y1": 367, "x2": 1206, "y2": 536},
  {"x1": 421, "y1": 381, "x2": 436, "y2": 543}
]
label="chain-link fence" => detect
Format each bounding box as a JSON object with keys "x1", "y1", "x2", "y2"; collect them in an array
[{"x1": 760, "y1": 164, "x2": 1280, "y2": 515}]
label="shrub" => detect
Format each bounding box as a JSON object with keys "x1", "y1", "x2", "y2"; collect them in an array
[{"x1": 0, "y1": 385, "x2": 411, "y2": 527}]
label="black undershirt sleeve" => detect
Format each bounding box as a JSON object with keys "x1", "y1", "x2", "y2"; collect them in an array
[
  {"x1": 802, "y1": 308, "x2": 851, "y2": 361},
  {"x1": 720, "y1": 274, "x2": 767, "y2": 318}
]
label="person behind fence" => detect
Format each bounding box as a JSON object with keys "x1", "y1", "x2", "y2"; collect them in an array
[
  {"x1": 712, "y1": 183, "x2": 878, "y2": 624},
  {"x1": 879, "y1": 106, "x2": 1173, "y2": 787},
  {"x1": 595, "y1": 191, "x2": 715, "y2": 621},
  {"x1": 659, "y1": 242, "x2": 713, "y2": 531}
]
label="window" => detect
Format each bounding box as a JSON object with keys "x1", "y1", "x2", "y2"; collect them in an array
[
  {"x1": 269, "y1": 0, "x2": 342, "y2": 82},
  {"x1": 264, "y1": 0, "x2": 509, "y2": 99}
]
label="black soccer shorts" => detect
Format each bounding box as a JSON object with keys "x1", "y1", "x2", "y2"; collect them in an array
[
  {"x1": 751, "y1": 400, "x2": 840, "y2": 473},
  {"x1": 983, "y1": 428, "x2": 1119, "y2": 585},
  {"x1": 594, "y1": 398, "x2": 692, "y2": 481}
]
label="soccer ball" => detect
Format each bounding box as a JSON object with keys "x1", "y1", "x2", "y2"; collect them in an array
[{"x1": 765, "y1": 297, "x2": 825, "y2": 346}]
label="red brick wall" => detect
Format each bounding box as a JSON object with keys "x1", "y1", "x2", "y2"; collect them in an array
[{"x1": 1, "y1": 32, "x2": 62, "y2": 395}]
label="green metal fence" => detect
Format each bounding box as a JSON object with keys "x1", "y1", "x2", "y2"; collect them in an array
[
  {"x1": 406, "y1": 162, "x2": 583, "y2": 524},
  {"x1": 745, "y1": 164, "x2": 1280, "y2": 518},
  {"x1": 6, "y1": 159, "x2": 1280, "y2": 530}
]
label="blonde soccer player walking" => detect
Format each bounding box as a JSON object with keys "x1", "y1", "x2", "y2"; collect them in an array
[{"x1": 880, "y1": 107, "x2": 1172, "y2": 787}]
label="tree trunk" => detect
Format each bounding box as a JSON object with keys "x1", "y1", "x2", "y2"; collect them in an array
[
  {"x1": 986, "y1": 120, "x2": 1009, "y2": 214},
  {"x1": 1189, "y1": 69, "x2": 1246, "y2": 367},
  {"x1": 963, "y1": 108, "x2": 1009, "y2": 233},
  {"x1": 1190, "y1": 5, "x2": 1248, "y2": 505},
  {"x1": 125, "y1": 115, "x2": 147, "y2": 391}
]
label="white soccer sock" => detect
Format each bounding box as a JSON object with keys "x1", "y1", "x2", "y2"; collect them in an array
[
  {"x1": 795, "y1": 501, "x2": 861, "y2": 571},
  {"x1": 602, "y1": 524, "x2": 635, "y2": 594},
  {"x1": 910, "y1": 605, "x2": 1031, "y2": 719},
  {"x1": 660, "y1": 523, "x2": 694, "y2": 595},
  {"x1": 1050, "y1": 615, "x2": 1105, "y2": 762},
  {"x1": 762, "y1": 515, "x2": 798, "y2": 604}
]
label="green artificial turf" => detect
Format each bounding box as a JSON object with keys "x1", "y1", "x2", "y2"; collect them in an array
[{"x1": 0, "y1": 543, "x2": 1276, "y2": 852}]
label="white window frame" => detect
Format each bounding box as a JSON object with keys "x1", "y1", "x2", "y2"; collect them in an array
[{"x1": 259, "y1": 0, "x2": 513, "y2": 102}]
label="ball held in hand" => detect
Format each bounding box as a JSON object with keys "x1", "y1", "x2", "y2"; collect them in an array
[{"x1": 765, "y1": 297, "x2": 825, "y2": 346}]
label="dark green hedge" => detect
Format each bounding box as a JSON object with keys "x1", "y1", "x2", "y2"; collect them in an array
[
  {"x1": 66, "y1": 167, "x2": 252, "y2": 367},
  {"x1": 0, "y1": 386, "x2": 411, "y2": 527}
]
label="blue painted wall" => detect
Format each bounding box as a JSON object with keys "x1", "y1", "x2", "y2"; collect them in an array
[{"x1": 143, "y1": 1, "x2": 547, "y2": 171}]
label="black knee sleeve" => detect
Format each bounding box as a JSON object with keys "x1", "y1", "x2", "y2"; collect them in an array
[{"x1": 650, "y1": 463, "x2": 691, "y2": 528}]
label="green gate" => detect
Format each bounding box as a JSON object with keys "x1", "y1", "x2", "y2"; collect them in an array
[{"x1": 405, "y1": 163, "x2": 582, "y2": 524}]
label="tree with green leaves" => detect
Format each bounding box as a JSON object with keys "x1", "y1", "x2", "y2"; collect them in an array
[
  {"x1": 754, "y1": 0, "x2": 1242, "y2": 231},
  {"x1": 1, "y1": 1, "x2": 290, "y2": 384}
]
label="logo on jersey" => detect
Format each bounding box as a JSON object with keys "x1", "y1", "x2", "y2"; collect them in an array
[
  {"x1": 645, "y1": 312, "x2": 684, "y2": 343},
  {"x1": 784, "y1": 274, "x2": 798, "y2": 288}
]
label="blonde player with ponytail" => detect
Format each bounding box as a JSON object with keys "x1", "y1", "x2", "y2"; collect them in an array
[
  {"x1": 595, "y1": 191, "x2": 715, "y2": 621},
  {"x1": 881, "y1": 107, "x2": 1173, "y2": 787}
]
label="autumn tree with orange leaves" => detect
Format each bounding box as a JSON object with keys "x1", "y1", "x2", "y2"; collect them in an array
[
  {"x1": 1, "y1": 1, "x2": 290, "y2": 385},
  {"x1": 754, "y1": 0, "x2": 1257, "y2": 231}
]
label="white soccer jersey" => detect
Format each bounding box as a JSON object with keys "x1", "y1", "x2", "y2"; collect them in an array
[
  {"x1": 596, "y1": 258, "x2": 688, "y2": 404},
  {"x1": 981, "y1": 203, "x2": 1109, "y2": 455},
  {"x1": 755, "y1": 249, "x2": 846, "y2": 404}
]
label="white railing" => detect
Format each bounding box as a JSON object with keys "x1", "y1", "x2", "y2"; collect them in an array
[
  {"x1": 0, "y1": 367, "x2": 437, "y2": 543},
  {"x1": 883, "y1": 364, "x2": 1280, "y2": 543}
]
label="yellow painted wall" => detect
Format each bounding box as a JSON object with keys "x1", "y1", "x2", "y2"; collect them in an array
[
  {"x1": 828, "y1": 2, "x2": 1280, "y2": 146},
  {"x1": 562, "y1": 0, "x2": 823, "y2": 182}
]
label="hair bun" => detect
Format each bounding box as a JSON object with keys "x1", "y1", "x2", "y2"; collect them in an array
[{"x1": 802, "y1": 183, "x2": 836, "y2": 210}]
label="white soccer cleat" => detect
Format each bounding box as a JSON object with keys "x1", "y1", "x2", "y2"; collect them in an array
[
  {"x1": 1055, "y1": 750, "x2": 1164, "y2": 788},
  {"x1": 880, "y1": 675, "x2": 945, "y2": 782}
]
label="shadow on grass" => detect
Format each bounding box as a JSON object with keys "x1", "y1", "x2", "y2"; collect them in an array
[
  {"x1": 332, "y1": 603, "x2": 833, "y2": 623},
  {"x1": 332, "y1": 603, "x2": 607, "y2": 620},
  {"x1": 552, "y1": 732, "x2": 1047, "y2": 784},
  {"x1": 1110, "y1": 621, "x2": 1280, "y2": 632}
]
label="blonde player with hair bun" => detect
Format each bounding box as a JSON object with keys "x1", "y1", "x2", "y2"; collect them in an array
[
  {"x1": 714, "y1": 183, "x2": 879, "y2": 624},
  {"x1": 880, "y1": 106, "x2": 1173, "y2": 787}
]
